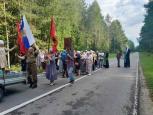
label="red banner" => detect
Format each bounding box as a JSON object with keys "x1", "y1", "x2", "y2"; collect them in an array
[
  {"x1": 50, "y1": 16, "x2": 58, "y2": 53},
  {"x1": 50, "y1": 16, "x2": 56, "y2": 39}
]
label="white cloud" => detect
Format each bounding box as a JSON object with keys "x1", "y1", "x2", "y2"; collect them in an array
[{"x1": 85, "y1": 0, "x2": 149, "y2": 46}]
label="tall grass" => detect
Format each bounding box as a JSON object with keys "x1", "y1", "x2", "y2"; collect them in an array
[{"x1": 140, "y1": 52, "x2": 153, "y2": 99}]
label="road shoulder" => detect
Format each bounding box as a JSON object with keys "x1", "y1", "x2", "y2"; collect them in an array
[{"x1": 140, "y1": 66, "x2": 153, "y2": 115}]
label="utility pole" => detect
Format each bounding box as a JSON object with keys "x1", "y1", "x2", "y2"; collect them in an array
[{"x1": 4, "y1": 1, "x2": 10, "y2": 68}]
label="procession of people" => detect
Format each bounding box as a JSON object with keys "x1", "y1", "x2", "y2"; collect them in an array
[
  {"x1": 0, "y1": 15, "x2": 131, "y2": 90},
  {"x1": 1, "y1": 38, "x2": 131, "y2": 88}
]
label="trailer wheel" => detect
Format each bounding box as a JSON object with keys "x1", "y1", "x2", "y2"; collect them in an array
[
  {"x1": 0, "y1": 87, "x2": 4, "y2": 102},
  {"x1": 22, "y1": 80, "x2": 27, "y2": 84}
]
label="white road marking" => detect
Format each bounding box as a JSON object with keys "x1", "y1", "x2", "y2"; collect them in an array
[
  {"x1": 132, "y1": 57, "x2": 139, "y2": 115},
  {"x1": 0, "y1": 69, "x2": 101, "y2": 115}
]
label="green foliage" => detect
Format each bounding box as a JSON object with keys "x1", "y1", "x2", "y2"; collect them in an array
[
  {"x1": 109, "y1": 53, "x2": 116, "y2": 59},
  {"x1": 8, "y1": 64, "x2": 21, "y2": 72},
  {"x1": 85, "y1": 1, "x2": 110, "y2": 51},
  {"x1": 128, "y1": 40, "x2": 135, "y2": 51},
  {"x1": 37, "y1": 67, "x2": 44, "y2": 74},
  {"x1": 0, "y1": 0, "x2": 128, "y2": 66},
  {"x1": 139, "y1": 1, "x2": 153, "y2": 52},
  {"x1": 140, "y1": 52, "x2": 153, "y2": 99},
  {"x1": 109, "y1": 20, "x2": 128, "y2": 52}
]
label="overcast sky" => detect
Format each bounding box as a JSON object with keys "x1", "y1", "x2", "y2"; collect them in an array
[{"x1": 85, "y1": 0, "x2": 149, "y2": 46}]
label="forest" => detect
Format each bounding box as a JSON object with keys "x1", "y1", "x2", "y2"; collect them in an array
[
  {"x1": 139, "y1": 0, "x2": 153, "y2": 52},
  {"x1": 0, "y1": 0, "x2": 131, "y2": 64}
]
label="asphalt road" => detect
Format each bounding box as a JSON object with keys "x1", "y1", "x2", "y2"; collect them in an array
[{"x1": 0, "y1": 53, "x2": 138, "y2": 115}]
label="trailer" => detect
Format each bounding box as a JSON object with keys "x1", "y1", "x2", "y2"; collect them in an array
[{"x1": 0, "y1": 70, "x2": 26, "y2": 101}]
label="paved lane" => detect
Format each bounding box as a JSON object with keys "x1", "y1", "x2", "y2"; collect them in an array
[
  {"x1": 4, "y1": 53, "x2": 138, "y2": 115},
  {"x1": 0, "y1": 74, "x2": 69, "y2": 112}
]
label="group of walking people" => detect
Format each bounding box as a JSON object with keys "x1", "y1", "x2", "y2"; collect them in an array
[
  {"x1": 36, "y1": 49, "x2": 110, "y2": 85},
  {"x1": 1, "y1": 39, "x2": 131, "y2": 90}
]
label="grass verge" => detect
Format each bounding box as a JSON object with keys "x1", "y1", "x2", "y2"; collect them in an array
[
  {"x1": 109, "y1": 53, "x2": 116, "y2": 59},
  {"x1": 140, "y1": 52, "x2": 153, "y2": 99}
]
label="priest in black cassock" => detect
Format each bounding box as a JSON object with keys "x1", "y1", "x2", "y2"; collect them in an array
[{"x1": 124, "y1": 47, "x2": 131, "y2": 68}]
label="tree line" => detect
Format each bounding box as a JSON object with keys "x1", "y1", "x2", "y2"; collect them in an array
[
  {"x1": 0, "y1": 0, "x2": 130, "y2": 64},
  {"x1": 139, "y1": 0, "x2": 153, "y2": 52}
]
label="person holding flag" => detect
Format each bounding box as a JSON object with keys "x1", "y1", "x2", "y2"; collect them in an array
[
  {"x1": 16, "y1": 15, "x2": 39, "y2": 88},
  {"x1": 45, "y1": 16, "x2": 59, "y2": 85},
  {"x1": 45, "y1": 48, "x2": 57, "y2": 86}
]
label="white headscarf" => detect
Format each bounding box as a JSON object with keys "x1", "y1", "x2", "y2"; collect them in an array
[{"x1": 0, "y1": 40, "x2": 4, "y2": 45}]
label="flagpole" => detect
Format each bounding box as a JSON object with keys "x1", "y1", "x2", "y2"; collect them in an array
[
  {"x1": 48, "y1": 34, "x2": 50, "y2": 53},
  {"x1": 49, "y1": 16, "x2": 52, "y2": 53},
  {"x1": 4, "y1": 1, "x2": 10, "y2": 68}
]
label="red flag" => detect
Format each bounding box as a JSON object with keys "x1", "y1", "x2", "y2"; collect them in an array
[
  {"x1": 52, "y1": 37, "x2": 58, "y2": 53},
  {"x1": 17, "y1": 22, "x2": 22, "y2": 45},
  {"x1": 17, "y1": 22, "x2": 27, "y2": 55},
  {"x1": 49, "y1": 16, "x2": 58, "y2": 53},
  {"x1": 50, "y1": 16, "x2": 56, "y2": 39}
]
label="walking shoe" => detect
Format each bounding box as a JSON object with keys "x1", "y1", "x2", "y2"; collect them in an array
[
  {"x1": 32, "y1": 85, "x2": 37, "y2": 89},
  {"x1": 72, "y1": 80, "x2": 75, "y2": 84},
  {"x1": 49, "y1": 83, "x2": 55, "y2": 86},
  {"x1": 29, "y1": 84, "x2": 33, "y2": 88},
  {"x1": 69, "y1": 80, "x2": 75, "y2": 84}
]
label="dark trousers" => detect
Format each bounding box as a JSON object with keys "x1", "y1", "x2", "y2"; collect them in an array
[
  {"x1": 27, "y1": 63, "x2": 37, "y2": 86},
  {"x1": 41, "y1": 62, "x2": 46, "y2": 70},
  {"x1": 126, "y1": 57, "x2": 130, "y2": 67},
  {"x1": 62, "y1": 62, "x2": 68, "y2": 78},
  {"x1": 21, "y1": 59, "x2": 27, "y2": 71},
  {"x1": 117, "y1": 58, "x2": 120, "y2": 67},
  {"x1": 104, "y1": 59, "x2": 109, "y2": 68},
  {"x1": 99, "y1": 59, "x2": 103, "y2": 68},
  {"x1": 124, "y1": 57, "x2": 130, "y2": 68}
]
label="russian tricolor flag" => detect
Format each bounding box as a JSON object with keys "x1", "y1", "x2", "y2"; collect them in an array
[{"x1": 20, "y1": 15, "x2": 35, "y2": 49}]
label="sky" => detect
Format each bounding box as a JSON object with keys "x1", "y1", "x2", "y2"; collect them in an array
[{"x1": 85, "y1": 0, "x2": 149, "y2": 46}]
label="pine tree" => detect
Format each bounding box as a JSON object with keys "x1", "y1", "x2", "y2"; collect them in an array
[{"x1": 139, "y1": 1, "x2": 153, "y2": 52}]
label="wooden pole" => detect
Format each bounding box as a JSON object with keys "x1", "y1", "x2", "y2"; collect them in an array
[
  {"x1": 4, "y1": 1, "x2": 10, "y2": 68},
  {"x1": 48, "y1": 35, "x2": 51, "y2": 53}
]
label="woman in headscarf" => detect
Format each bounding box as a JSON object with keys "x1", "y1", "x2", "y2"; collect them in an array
[
  {"x1": 45, "y1": 49, "x2": 57, "y2": 86},
  {"x1": 86, "y1": 51, "x2": 93, "y2": 75},
  {"x1": 0, "y1": 40, "x2": 7, "y2": 69},
  {"x1": 0, "y1": 40, "x2": 17, "y2": 69},
  {"x1": 103, "y1": 52, "x2": 109, "y2": 68}
]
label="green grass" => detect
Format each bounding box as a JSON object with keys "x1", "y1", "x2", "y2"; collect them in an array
[
  {"x1": 140, "y1": 52, "x2": 153, "y2": 99},
  {"x1": 6, "y1": 64, "x2": 44, "y2": 74},
  {"x1": 109, "y1": 53, "x2": 116, "y2": 59},
  {"x1": 9, "y1": 64, "x2": 21, "y2": 72}
]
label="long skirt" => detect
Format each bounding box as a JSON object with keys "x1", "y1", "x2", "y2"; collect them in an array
[
  {"x1": 86, "y1": 61, "x2": 92, "y2": 74},
  {"x1": 103, "y1": 59, "x2": 109, "y2": 68},
  {"x1": 80, "y1": 59, "x2": 86, "y2": 74},
  {"x1": 46, "y1": 62, "x2": 57, "y2": 82}
]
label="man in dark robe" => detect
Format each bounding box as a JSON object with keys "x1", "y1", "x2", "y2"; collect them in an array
[
  {"x1": 103, "y1": 52, "x2": 109, "y2": 68},
  {"x1": 124, "y1": 47, "x2": 131, "y2": 68}
]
